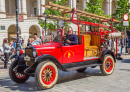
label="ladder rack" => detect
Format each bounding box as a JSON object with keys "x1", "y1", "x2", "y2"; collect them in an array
[{"x1": 41, "y1": 2, "x2": 121, "y2": 23}]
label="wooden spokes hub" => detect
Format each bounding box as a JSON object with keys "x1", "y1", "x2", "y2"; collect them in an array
[
  {"x1": 41, "y1": 65, "x2": 56, "y2": 85},
  {"x1": 105, "y1": 58, "x2": 113, "y2": 72}
]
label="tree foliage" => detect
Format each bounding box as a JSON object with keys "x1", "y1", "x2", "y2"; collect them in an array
[
  {"x1": 112, "y1": 0, "x2": 130, "y2": 31},
  {"x1": 39, "y1": 0, "x2": 69, "y2": 30},
  {"x1": 80, "y1": 0, "x2": 105, "y2": 23},
  {"x1": 86, "y1": 0, "x2": 104, "y2": 15}
]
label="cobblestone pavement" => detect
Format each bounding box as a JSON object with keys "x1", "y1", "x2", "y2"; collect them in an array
[{"x1": 0, "y1": 55, "x2": 130, "y2": 92}]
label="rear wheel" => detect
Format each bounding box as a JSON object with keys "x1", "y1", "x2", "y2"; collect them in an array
[
  {"x1": 9, "y1": 60, "x2": 29, "y2": 83},
  {"x1": 100, "y1": 55, "x2": 115, "y2": 76},
  {"x1": 76, "y1": 68, "x2": 87, "y2": 72},
  {"x1": 35, "y1": 61, "x2": 58, "y2": 89}
]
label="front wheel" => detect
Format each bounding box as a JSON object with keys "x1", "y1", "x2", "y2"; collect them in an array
[
  {"x1": 100, "y1": 55, "x2": 115, "y2": 76},
  {"x1": 35, "y1": 61, "x2": 58, "y2": 89},
  {"x1": 9, "y1": 60, "x2": 29, "y2": 83}
]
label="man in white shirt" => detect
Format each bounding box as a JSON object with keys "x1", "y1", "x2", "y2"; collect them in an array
[{"x1": 34, "y1": 33, "x2": 42, "y2": 45}]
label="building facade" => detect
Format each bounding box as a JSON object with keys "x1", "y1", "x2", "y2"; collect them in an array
[{"x1": 0, "y1": 0, "x2": 121, "y2": 46}]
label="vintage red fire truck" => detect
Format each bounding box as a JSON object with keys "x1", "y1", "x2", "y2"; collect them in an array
[{"x1": 9, "y1": 2, "x2": 121, "y2": 89}]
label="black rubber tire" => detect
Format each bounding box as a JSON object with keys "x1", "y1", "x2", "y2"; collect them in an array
[
  {"x1": 9, "y1": 60, "x2": 29, "y2": 83},
  {"x1": 76, "y1": 68, "x2": 87, "y2": 72},
  {"x1": 35, "y1": 61, "x2": 58, "y2": 90},
  {"x1": 100, "y1": 55, "x2": 115, "y2": 76}
]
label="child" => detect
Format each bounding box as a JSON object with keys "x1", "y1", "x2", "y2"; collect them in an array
[
  {"x1": 31, "y1": 38, "x2": 37, "y2": 45},
  {"x1": 27, "y1": 38, "x2": 32, "y2": 46}
]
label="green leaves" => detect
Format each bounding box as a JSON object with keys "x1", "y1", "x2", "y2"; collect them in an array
[
  {"x1": 81, "y1": 0, "x2": 104, "y2": 23},
  {"x1": 39, "y1": 19, "x2": 57, "y2": 30},
  {"x1": 86, "y1": 0, "x2": 104, "y2": 15},
  {"x1": 112, "y1": 0, "x2": 129, "y2": 31},
  {"x1": 39, "y1": 0, "x2": 69, "y2": 31}
]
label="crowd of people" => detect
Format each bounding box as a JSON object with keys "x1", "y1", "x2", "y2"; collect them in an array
[
  {"x1": 105, "y1": 28, "x2": 130, "y2": 54},
  {"x1": 0, "y1": 33, "x2": 42, "y2": 69},
  {"x1": 27, "y1": 33, "x2": 42, "y2": 46},
  {"x1": 120, "y1": 28, "x2": 130, "y2": 54},
  {"x1": 1, "y1": 27, "x2": 130, "y2": 69},
  {"x1": 0, "y1": 28, "x2": 78, "y2": 69}
]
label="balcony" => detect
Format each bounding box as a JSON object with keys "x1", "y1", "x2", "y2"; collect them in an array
[
  {"x1": 0, "y1": 12, "x2": 38, "y2": 20},
  {"x1": 27, "y1": 14, "x2": 38, "y2": 20}
]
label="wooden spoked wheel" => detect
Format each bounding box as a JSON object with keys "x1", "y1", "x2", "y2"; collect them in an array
[
  {"x1": 35, "y1": 61, "x2": 58, "y2": 89},
  {"x1": 100, "y1": 55, "x2": 115, "y2": 76}
]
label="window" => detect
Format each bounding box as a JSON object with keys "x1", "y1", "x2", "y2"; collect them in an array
[
  {"x1": 34, "y1": 8, "x2": 37, "y2": 15},
  {"x1": 0, "y1": 26, "x2": 5, "y2": 30}
]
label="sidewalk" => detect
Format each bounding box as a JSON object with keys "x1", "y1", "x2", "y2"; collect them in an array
[{"x1": 0, "y1": 60, "x2": 9, "y2": 73}]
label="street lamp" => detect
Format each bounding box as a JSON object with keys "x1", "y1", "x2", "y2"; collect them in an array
[
  {"x1": 15, "y1": 0, "x2": 20, "y2": 50},
  {"x1": 43, "y1": 12, "x2": 48, "y2": 36}
]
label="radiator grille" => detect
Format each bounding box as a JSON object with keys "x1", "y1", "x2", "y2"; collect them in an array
[
  {"x1": 25, "y1": 49, "x2": 33, "y2": 57},
  {"x1": 25, "y1": 48, "x2": 35, "y2": 66}
]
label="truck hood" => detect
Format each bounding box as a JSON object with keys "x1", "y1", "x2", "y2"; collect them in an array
[{"x1": 32, "y1": 42, "x2": 61, "y2": 50}]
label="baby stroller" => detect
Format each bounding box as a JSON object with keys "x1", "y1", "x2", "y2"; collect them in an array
[
  {"x1": 8, "y1": 47, "x2": 15, "y2": 64},
  {"x1": 0, "y1": 47, "x2": 5, "y2": 61},
  {"x1": 0, "y1": 46, "x2": 15, "y2": 64}
]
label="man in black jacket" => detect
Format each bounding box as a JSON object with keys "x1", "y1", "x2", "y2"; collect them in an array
[
  {"x1": 65, "y1": 30, "x2": 78, "y2": 45},
  {"x1": 127, "y1": 28, "x2": 130, "y2": 48},
  {"x1": 126, "y1": 28, "x2": 130, "y2": 53}
]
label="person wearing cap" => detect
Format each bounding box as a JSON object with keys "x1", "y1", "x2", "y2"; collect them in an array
[{"x1": 65, "y1": 29, "x2": 78, "y2": 45}]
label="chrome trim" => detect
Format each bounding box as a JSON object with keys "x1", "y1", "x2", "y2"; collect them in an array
[
  {"x1": 36, "y1": 47, "x2": 55, "y2": 50},
  {"x1": 84, "y1": 57, "x2": 99, "y2": 60}
]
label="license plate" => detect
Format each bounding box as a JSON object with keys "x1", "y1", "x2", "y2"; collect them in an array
[{"x1": 24, "y1": 56, "x2": 30, "y2": 61}]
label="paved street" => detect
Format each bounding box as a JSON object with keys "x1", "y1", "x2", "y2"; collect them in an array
[{"x1": 0, "y1": 54, "x2": 130, "y2": 92}]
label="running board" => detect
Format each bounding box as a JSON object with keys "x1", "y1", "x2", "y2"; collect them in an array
[
  {"x1": 66, "y1": 64, "x2": 102, "y2": 72},
  {"x1": 62, "y1": 59, "x2": 102, "y2": 72}
]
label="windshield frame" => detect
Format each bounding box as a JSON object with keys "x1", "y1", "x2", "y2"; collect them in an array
[{"x1": 45, "y1": 29, "x2": 63, "y2": 45}]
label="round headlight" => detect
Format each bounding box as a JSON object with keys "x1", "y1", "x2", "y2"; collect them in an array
[
  {"x1": 33, "y1": 51, "x2": 37, "y2": 57},
  {"x1": 16, "y1": 50, "x2": 20, "y2": 56}
]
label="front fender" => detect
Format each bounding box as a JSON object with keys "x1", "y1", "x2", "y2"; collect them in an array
[
  {"x1": 24, "y1": 54, "x2": 65, "y2": 74},
  {"x1": 9, "y1": 54, "x2": 26, "y2": 66},
  {"x1": 99, "y1": 50, "x2": 116, "y2": 63},
  {"x1": 9, "y1": 54, "x2": 27, "y2": 73},
  {"x1": 9, "y1": 53, "x2": 25, "y2": 60},
  {"x1": 9, "y1": 54, "x2": 18, "y2": 60},
  {"x1": 35, "y1": 54, "x2": 65, "y2": 70}
]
